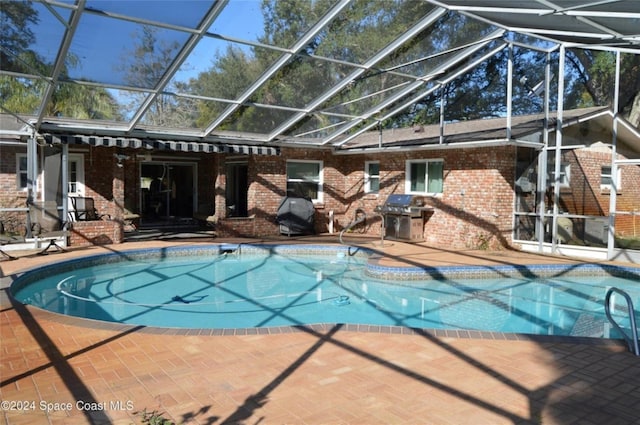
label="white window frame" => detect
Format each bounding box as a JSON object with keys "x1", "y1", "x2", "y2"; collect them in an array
[
  {"x1": 548, "y1": 162, "x2": 570, "y2": 188},
  {"x1": 16, "y1": 153, "x2": 28, "y2": 191},
  {"x1": 405, "y1": 159, "x2": 444, "y2": 195},
  {"x1": 286, "y1": 160, "x2": 323, "y2": 203},
  {"x1": 364, "y1": 161, "x2": 380, "y2": 194},
  {"x1": 600, "y1": 165, "x2": 621, "y2": 191},
  {"x1": 67, "y1": 153, "x2": 85, "y2": 197},
  {"x1": 66, "y1": 154, "x2": 85, "y2": 218}
]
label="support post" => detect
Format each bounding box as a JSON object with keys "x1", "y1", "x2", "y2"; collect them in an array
[
  {"x1": 551, "y1": 45, "x2": 566, "y2": 254},
  {"x1": 607, "y1": 51, "x2": 621, "y2": 260}
]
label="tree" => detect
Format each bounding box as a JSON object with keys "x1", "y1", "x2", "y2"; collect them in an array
[
  {"x1": 190, "y1": 45, "x2": 264, "y2": 129},
  {"x1": 1, "y1": 1, "x2": 119, "y2": 120},
  {"x1": 120, "y1": 26, "x2": 198, "y2": 127},
  {"x1": 0, "y1": 0, "x2": 38, "y2": 73},
  {"x1": 567, "y1": 50, "x2": 640, "y2": 126},
  {"x1": 169, "y1": 1, "x2": 640, "y2": 132}
]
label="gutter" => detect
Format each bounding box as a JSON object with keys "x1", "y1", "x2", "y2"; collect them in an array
[{"x1": 332, "y1": 138, "x2": 545, "y2": 155}]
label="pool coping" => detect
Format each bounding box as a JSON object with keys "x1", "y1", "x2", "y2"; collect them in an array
[{"x1": 20, "y1": 304, "x2": 627, "y2": 349}]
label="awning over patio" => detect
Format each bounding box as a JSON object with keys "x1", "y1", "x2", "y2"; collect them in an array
[{"x1": 43, "y1": 133, "x2": 280, "y2": 156}]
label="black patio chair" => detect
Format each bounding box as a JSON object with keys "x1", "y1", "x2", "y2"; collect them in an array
[
  {"x1": 28, "y1": 201, "x2": 69, "y2": 254},
  {"x1": 0, "y1": 221, "x2": 25, "y2": 260},
  {"x1": 70, "y1": 197, "x2": 110, "y2": 221}
]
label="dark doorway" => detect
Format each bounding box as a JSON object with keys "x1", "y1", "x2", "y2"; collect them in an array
[
  {"x1": 226, "y1": 162, "x2": 248, "y2": 217},
  {"x1": 140, "y1": 163, "x2": 195, "y2": 223}
]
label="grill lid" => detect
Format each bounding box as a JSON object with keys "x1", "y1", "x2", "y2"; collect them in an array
[
  {"x1": 383, "y1": 194, "x2": 424, "y2": 207},
  {"x1": 375, "y1": 194, "x2": 431, "y2": 216},
  {"x1": 385, "y1": 194, "x2": 414, "y2": 207}
]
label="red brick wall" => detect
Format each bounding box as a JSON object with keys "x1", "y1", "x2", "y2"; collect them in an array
[
  {"x1": 0, "y1": 145, "x2": 29, "y2": 234},
  {"x1": 215, "y1": 146, "x2": 517, "y2": 249},
  {"x1": 80, "y1": 147, "x2": 117, "y2": 218},
  {"x1": 423, "y1": 147, "x2": 516, "y2": 249},
  {"x1": 617, "y1": 163, "x2": 640, "y2": 237},
  {"x1": 558, "y1": 148, "x2": 640, "y2": 237},
  {"x1": 557, "y1": 149, "x2": 607, "y2": 216},
  {"x1": 69, "y1": 220, "x2": 122, "y2": 246},
  {"x1": 15, "y1": 143, "x2": 636, "y2": 249}
]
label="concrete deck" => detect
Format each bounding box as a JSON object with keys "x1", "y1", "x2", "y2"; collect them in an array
[{"x1": 1, "y1": 237, "x2": 639, "y2": 424}]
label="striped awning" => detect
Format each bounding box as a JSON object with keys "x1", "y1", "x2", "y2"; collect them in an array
[{"x1": 44, "y1": 134, "x2": 280, "y2": 156}]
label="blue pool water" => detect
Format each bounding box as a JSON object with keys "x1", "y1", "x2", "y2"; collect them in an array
[{"x1": 11, "y1": 245, "x2": 640, "y2": 338}]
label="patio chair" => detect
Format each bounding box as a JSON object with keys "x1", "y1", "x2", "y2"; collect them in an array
[
  {"x1": 0, "y1": 221, "x2": 25, "y2": 260},
  {"x1": 28, "y1": 201, "x2": 69, "y2": 254},
  {"x1": 123, "y1": 209, "x2": 140, "y2": 231},
  {"x1": 193, "y1": 202, "x2": 217, "y2": 227},
  {"x1": 70, "y1": 197, "x2": 110, "y2": 221}
]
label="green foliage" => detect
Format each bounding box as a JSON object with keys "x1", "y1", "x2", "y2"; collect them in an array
[
  {"x1": 0, "y1": 0, "x2": 38, "y2": 73},
  {"x1": 0, "y1": 3, "x2": 121, "y2": 121},
  {"x1": 137, "y1": 408, "x2": 177, "y2": 425},
  {"x1": 616, "y1": 236, "x2": 640, "y2": 250},
  {"x1": 565, "y1": 49, "x2": 640, "y2": 116},
  {"x1": 475, "y1": 232, "x2": 492, "y2": 250},
  {"x1": 2, "y1": 1, "x2": 638, "y2": 131}
]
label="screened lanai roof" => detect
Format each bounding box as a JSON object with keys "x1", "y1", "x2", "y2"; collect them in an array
[{"x1": 1, "y1": 0, "x2": 639, "y2": 151}]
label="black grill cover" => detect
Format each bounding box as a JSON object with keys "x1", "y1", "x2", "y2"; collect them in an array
[{"x1": 276, "y1": 196, "x2": 315, "y2": 235}]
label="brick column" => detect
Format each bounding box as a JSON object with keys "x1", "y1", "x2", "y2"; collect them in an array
[
  {"x1": 214, "y1": 154, "x2": 226, "y2": 219},
  {"x1": 111, "y1": 154, "x2": 125, "y2": 243}
]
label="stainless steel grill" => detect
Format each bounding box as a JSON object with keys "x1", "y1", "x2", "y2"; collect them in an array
[{"x1": 375, "y1": 194, "x2": 432, "y2": 242}]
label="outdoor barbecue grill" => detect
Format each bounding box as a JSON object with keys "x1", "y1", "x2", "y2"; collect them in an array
[{"x1": 375, "y1": 194, "x2": 433, "y2": 242}]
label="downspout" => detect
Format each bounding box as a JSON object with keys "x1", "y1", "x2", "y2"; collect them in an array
[
  {"x1": 439, "y1": 84, "x2": 445, "y2": 144},
  {"x1": 61, "y1": 144, "x2": 69, "y2": 225},
  {"x1": 26, "y1": 132, "x2": 38, "y2": 238},
  {"x1": 506, "y1": 43, "x2": 513, "y2": 140}
]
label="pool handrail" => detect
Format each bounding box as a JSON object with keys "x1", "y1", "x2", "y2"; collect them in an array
[
  {"x1": 604, "y1": 287, "x2": 640, "y2": 356},
  {"x1": 339, "y1": 208, "x2": 367, "y2": 245}
]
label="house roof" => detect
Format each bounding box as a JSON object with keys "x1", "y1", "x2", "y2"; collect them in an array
[
  {"x1": 1, "y1": 1, "x2": 639, "y2": 151},
  {"x1": 340, "y1": 107, "x2": 603, "y2": 149},
  {"x1": 340, "y1": 106, "x2": 640, "y2": 155}
]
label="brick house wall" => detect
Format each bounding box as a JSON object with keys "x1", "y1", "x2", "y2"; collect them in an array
[
  {"x1": 0, "y1": 145, "x2": 126, "y2": 244},
  {"x1": 423, "y1": 146, "x2": 516, "y2": 249},
  {"x1": 69, "y1": 220, "x2": 122, "y2": 246},
  {"x1": 66, "y1": 147, "x2": 123, "y2": 246},
  {"x1": 78, "y1": 147, "x2": 118, "y2": 218},
  {"x1": 3, "y1": 137, "x2": 635, "y2": 250},
  {"x1": 4, "y1": 143, "x2": 517, "y2": 249},
  {"x1": 558, "y1": 147, "x2": 640, "y2": 239},
  {"x1": 617, "y1": 163, "x2": 640, "y2": 237},
  {"x1": 216, "y1": 145, "x2": 517, "y2": 250},
  {"x1": 0, "y1": 145, "x2": 28, "y2": 234},
  {"x1": 367, "y1": 146, "x2": 516, "y2": 249}
]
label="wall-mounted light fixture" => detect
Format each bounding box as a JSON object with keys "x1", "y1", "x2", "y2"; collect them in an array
[{"x1": 114, "y1": 153, "x2": 130, "y2": 168}]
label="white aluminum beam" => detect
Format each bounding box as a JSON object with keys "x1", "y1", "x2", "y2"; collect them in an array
[
  {"x1": 331, "y1": 42, "x2": 507, "y2": 147},
  {"x1": 33, "y1": 0, "x2": 85, "y2": 131},
  {"x1": 127, "y1": 1, "x2": 229, "y2": 131},
  {"x1": 265, "y1": 7, "x2": 447, "y2": 141},
  {"x1": 325, "y1": 32, "x2": 506, "y2": 146},
  {"x1": 203, "y1": 0, "x2": 353, "y2": 136}
]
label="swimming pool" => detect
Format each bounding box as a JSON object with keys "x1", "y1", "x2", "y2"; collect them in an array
[{"x1": 11, "y1": 244, "x2": 640, "y2": 339}]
